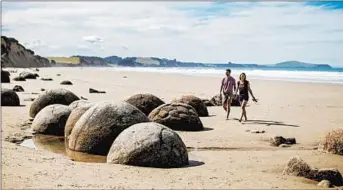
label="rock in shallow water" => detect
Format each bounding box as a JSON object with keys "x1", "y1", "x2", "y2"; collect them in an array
[
  {"x1": 68, "y1": 101, "x2": 149, "y2": 155},
  {"x1": 107, "y1": 122, "x2": 189, "y2": 168}
]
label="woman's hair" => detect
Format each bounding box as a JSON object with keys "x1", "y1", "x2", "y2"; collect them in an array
[{"x1": 239, "y1": 73, "x2": 247, "y2": 81}]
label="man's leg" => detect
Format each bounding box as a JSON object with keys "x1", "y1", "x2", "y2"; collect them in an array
[{"x1": 226, "y1": 94, "x2": 233, "y2": 120}]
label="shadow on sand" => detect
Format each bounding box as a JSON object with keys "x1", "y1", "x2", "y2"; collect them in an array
[
  {"x1": 239, "y1": 119, "x2": 300, "y2": 127},
  {"x1": 183, "y1": 160, "x2": 205, "y2": 168}
]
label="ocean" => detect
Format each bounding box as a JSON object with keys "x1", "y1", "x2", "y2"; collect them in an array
[{"x1": 103, "y1": 66, "x2": 343, "y2": 84}]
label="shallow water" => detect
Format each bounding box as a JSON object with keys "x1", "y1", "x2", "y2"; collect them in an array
[{"x1": 20, "y1": 135, "x2": 106, "y2": 163}]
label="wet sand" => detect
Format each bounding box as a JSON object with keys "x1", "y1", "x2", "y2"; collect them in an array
[{"x1": 2, "y1": 67, "x2": 343, "y2": 189}]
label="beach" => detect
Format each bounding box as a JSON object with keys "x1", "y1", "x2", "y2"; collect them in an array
[{"x1": 2, "y1": 67, "x2": 343, "y2": 189}]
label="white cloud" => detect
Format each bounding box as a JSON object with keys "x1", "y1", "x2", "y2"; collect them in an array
[{"x1": 2, "y1": 2, "x2": 343, "y2": 66}]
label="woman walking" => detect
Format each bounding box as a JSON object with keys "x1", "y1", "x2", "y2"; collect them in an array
[{"x1": 234, "y1": 73, "x2": 258, "y2": 122}]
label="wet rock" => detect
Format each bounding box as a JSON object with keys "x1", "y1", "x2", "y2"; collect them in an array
[
  {"x1": 283, "y1": 156, "x2": 312, "y2": 177},
  {"x1": 68, "y1": 100, "x2": 92, "y2": 110},
  {"x1": 60, "y1": 80, "x2": 73, "y2": 85},
  {"x1": 125, "y1": 93, "x2": 165, "y2": 116},
  {"x1": 68, "y1": 101, "x2": 149, "y2": 155},
  {"x1": 318, "y1": 128, "x2": 343, "y2": 155},
  {"x1": 19, "y1": 71, "x2": 39, "y2": 79},
  {"x1": 1, "y1": 88, "x2": 20, "y2": 106},
  {"x1": 12, "y1": 76, "x2": 26, "y2": 81},
  {"x1": 64, "y1": 104, "x2": 94, "y2": 141},
  {"x1": 148, "y1": 103, "x2": 204, "y2": 131},
  {"x1": 41, "y1": 78, "x2": 53, "y2": 81},
  {"x1": 29, "y1": 88, "x2": 79, "y2": 118},
  {"x1": 1, "y1": 70, "x2": 10, "y2": 83},
  {"x1": 107, "y1": 122, "x2": 189, "y2": 168},
  {"x1": 89, "y1": 88, "x2": 106, "y2": 93},
  {"x1": 171, "y1": 95, "x2": 209, "y2": 117},
  {"x1": 13, "y1": 85, "x2": 24, "y2": 92},
  {"x1": 317, "y1": 180, "x2": 333, "y2": 188},
  {"x1": 31, "y1": 104, "x2": 72, "y2": 136},
  {"x1": 270, "y1": 136, "x2": 296, "y2": 146}
]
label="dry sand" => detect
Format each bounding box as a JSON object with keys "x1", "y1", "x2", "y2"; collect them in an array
[{"x1": 1, "y1": 67, "x2": 343, "y2": 189}]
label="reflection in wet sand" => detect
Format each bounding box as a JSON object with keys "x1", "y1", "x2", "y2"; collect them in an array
[{"x1": 24, "y1": 134, "x2": 106, "y2": 163}]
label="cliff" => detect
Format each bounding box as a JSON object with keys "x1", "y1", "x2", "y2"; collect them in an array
[
  {"x1": 274, "y1": 61, "x2": 332, "y2": 69},
  {"x1": 1, "y1": 36, "x2": 53, "y2": 68},
  {"x1": 48, "y1": 56, "x2": 108, "y2": 67}
]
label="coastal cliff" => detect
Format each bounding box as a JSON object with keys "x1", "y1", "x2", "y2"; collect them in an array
[{"x1": 1, "y1": 36, "x2": 53, "y2": 68}]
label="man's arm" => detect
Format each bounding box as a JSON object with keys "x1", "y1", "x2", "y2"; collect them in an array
[{"x1": 219, "y1": 78, "x2": 224, "y2": 95}]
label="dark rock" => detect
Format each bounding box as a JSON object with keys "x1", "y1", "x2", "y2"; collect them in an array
[
  {"x1": 13, "y1": 76, "x2": 26, "y2": 81},
  {"x1": 89, "y1": 88, "x2": 106, "y2": 93},
  {"x1": 31, "y1": 104, "x2": 72, "y2": 136},
  {"x1": 202, "y1": 99, "x2": 215, "y2": 107},
  {"x1": 41, "y1": 88, "x2": 45, "y2": 91},
  {"x1": 41, "y1": 78, "x2": 53, "y2": 81},
  {"x1": 29, "y1": 88, "x2": 80, "y2": 118},
  {"x1": 19, "y1": 71, "x2": 39, "y2": 79},
  {"x1": 318, "y1": 128, "x2": 343, "y2": 155},
  {"x1": 80, "y1": 96, "x2": 88, "y2": 100},
  {"x1": 107, "y1": 122, "x2": 189, "y2": 168},
  {"x1": 1, "y1": 70, "x2": 10, "y2": 83},
  {"x1": 270, "y1": 136, "x2": 296, "y2": 146},
  {"x1": 60, "y1": 80, "x2": 73, "y2": 85},
  {"x1": 1, "y1": 88, "x2": 20, "y2": 106},
  {"x1": 311, "y1": 168, "x2": 343, "y2": 186},
  {"x1": 68, "y1": 101, "x2": 149, "y2": 155},
  {"x1": 57, "y1": 74, "x2": 61, "y2": 76},
  {"x1": 148, "y1": 103, "x2": 204, "y2": 131},
  {"x1": 13, "y1": 85, "x2": 24, "y2": 92},
  {"x1": 24, "y1": 98, "x2": 35, "y2": 102},
  {"x1": 171, "y1": 95, "x2": 209, "y2": 117},
  {"x1": 125, "y1": 93, "x2": 165, "y2": 116}
]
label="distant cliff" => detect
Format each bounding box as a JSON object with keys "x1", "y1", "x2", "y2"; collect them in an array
[
  {"x1": 1, "y1": 36, "x2": 53, "y2": 68},
  {"x1": 274, "y1": 61, "x2": 332, "y2": 69},
  {"x1": 48, "y1": 55, "x2": 108, "y2": 67}
]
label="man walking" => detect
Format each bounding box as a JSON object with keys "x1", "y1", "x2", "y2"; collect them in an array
[{"x1": 220, "y1": 69, "x2": 236, "y2": 120}]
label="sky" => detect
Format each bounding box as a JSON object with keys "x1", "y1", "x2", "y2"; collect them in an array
[{"x1": 1, "y1": 1, "x2": 343, "y2": 66}]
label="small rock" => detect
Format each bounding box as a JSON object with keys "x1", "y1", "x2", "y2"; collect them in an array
[
  {"x1": 270, "y1": 136, "x2": 296, "y2": 146},
  {"x1": 13, "y1": 76, "x2": 26, "y2": 81},
  {"x1": 60, "y1": 80, "x2": 73, "y2": 85},
  {"x1": 123, "y1": 76, "x2": 127, "y2": 78},
  {"x1": 13, "y1": 85, "x2": 24, "y2": 92},
  {"x1": 57, "y1": 74, "x2": 61, "y2": 76},
  {"x1": 318, "y1": 180, "x2": 333, "y2": 188},
  {"x1": 24, "y1": 98, "x2": 35, "y2": 102},
  {"x1": 89, "y1": 88, "x2": 106, "y2": 93},
  {"x1": 1, "y1": 89, "x2": 20, "y2": 106},
  {"x1": 41, "y1": 88, "x2": 45, "y2": 91},
  {"x1": 80, "y1": 96, "x2": 88, "y2": 100},
  {"x1": 250, "y1": 130, "x2": 265, "y2": 134},
  {"x1": 19, "y1": 71, "x2": 39, "y2": 79},
  {"x1": 41, "y1": 78, "x2": 53, "y2": 81},
  {"x1": 279, "y1": 144, "x2": 291, "y2": 148}
]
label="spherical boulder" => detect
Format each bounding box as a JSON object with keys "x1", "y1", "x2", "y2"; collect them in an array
[
  {"x1": 1, "y1": 88, "x2": 20, "y2": 106},
  {"x1": 29, "y1": 88, "x2": 79, "y2": 118},
  {"x1": 60, "y1": 80, "x2": 72, "y2": 85},
  {"x1": 19, "y1": 71, "x2": 39, "y2": 79},
  {"x1": 31, "y1": 104, "x2": 72, "y2": 136},
  {"x1": 13, "y1": 85, "x2": 24, "y2": 92},
  {"x1": 64, "y1": 104, "x2": 94, "y2": 141},
  {"x1": 68, "y1": 101, "x2": 149, "y2": 155},
  {"x1": 1, "y1": 70, "x2": 10, "y2": 83},
  {"x1": 148, "y1": 103, "x2": 204, "y2": 131},
  {"x1": 171, "y1": 95, "x2": 209, "y2": 117},
  {"x1": 68, "y1": 100, "x2": 92, "y2": 110},
  {"x1": 125, "y1": 93, "x2": 165, "y2": 116},
  {"x1": 318, "y1": 128, "x2": 343, "y2": 155},
  {"x1": 107, "y1": 122, "x2": 189, "y2": 168}
]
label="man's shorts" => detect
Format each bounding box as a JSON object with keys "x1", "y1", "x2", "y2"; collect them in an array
[{"x1": 223, "y1": 92, "x2": 233, "y2": 105}]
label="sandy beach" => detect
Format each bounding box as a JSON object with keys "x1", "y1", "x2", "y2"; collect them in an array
[{"x1": 2, "y1": 67, "x2": 343, "y2": 189}]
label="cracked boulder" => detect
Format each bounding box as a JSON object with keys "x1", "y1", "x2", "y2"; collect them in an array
[
  {"x1": 68, "y1": 101, "x2": 149, "y2": 155},
  {"x1": 64, "y1": 103, "x2": 94, "y2": 141},
  {"x1": 1, "y1": 88, "x2": 20, "y2": 106},
  {"x1": 171, "y1": 95, "x2": 209, "y2": 117},
  {"x1": 107, "y1": 122, "x2": 189, "y2": 168},
  {"x1": 31, "y1": 104, "x2": 72, "y2": 136},
  {"x1": 68, "y1": 100, "x2": 93, "y2": 110},
  {"x1": 148, "y1": 103, "x2": 204, "y2": 131},
  {"x1": 29, "y1": 88, "x2": 79, "y2": 118},
  {"x1": 318, "y1": 128, "x2": 343, "y2": 155},
  {"x1": 125, "y1": 93, "x2": 165, "y2": 116}
]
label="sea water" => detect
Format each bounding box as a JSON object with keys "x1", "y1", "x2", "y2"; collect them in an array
[{"x1": 95, "y1": 66, "x2": 343, "y2": 84}]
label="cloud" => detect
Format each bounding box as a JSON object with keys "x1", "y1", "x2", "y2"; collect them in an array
[{"x1": 2, "y1": 2, "x2": 343, "y2": 66}]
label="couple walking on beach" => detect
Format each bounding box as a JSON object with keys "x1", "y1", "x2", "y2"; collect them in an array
[{"x1": 219, "y1": 69, "x2": 258, "y2": 122}]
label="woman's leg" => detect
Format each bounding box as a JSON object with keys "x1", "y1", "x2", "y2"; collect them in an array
[{"x1": 239, "y1": 100, "x2": 248, "y2": 122}]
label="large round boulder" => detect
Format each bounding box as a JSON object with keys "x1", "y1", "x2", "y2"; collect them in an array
[
  {"x1": 64, "y1": 103, "x2": 94, "y2": 141},
  {"x1": 68, "y1": 100, "x2": 92, "y2": 110},
  {"x1": 171, "y1": 95, "x2": 209, "y2": 117},
  {"x1": 107, "y1": 122, "x2": 189, "y2": 168},
  {"x1": 19, "y1": 71, "x2": 39, "y2": 79},
  {"x1": 29, "y1": 88, "x2": 79, "y2": 118},
  {"x1": 318, "y1": 128, "x2": 343, "y2": 155},
  {"x1": 125, "y1": 93, "x2": 165, "y2": 116},
  {"x1": 68, "y1": 101, "x2": 149, "y2": 155},
  {"x1": 31, "y1": 104, "x2": 72, "y2": 136},
  {"x1": 148, "y1": 103, "x2": 204, "y2": 131},
  {"x1": 1, "y1": 88, "x2": 20, "y2": 106},
  {"x1": 1, "y1": 70, "x2": 10, "y2": 83}
]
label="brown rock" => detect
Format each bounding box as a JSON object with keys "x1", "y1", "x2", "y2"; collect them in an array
[
  {"x1": 125, "y1": 93, "x2": 165, "y2": 116},
  {"x1": 171, "y1": 95, "x2": 209, "y2": 117},
  {"x1": 60, "y1": 80, "x2": 72, "y2": 85}
]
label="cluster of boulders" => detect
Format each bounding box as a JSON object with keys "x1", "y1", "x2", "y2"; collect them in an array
[
  {"x1": 283, "y1": 156, "x2": 343, "y2": 187},
  {"x1": 29, "y1": 90, "x2": 197, "y2": 168},
  {"x1": 202, "y1": 94, "x2": 240, "y2": 107}
]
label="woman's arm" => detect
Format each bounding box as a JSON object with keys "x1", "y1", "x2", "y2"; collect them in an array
[{"x1": 248, "y1": 83, "x2": 257, "y2": 101}]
